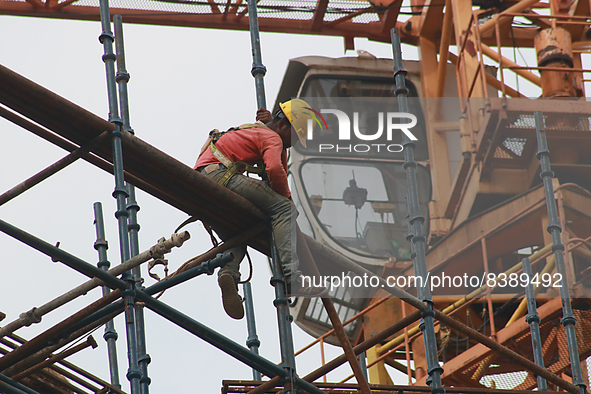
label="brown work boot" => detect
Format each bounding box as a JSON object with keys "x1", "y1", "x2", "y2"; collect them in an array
[
  {"x1": 286, "y1": 275, "x2": 328, "y2": 298},
  {"x1": 218, "y1": 273, "x2": 244, "y2": 320}
]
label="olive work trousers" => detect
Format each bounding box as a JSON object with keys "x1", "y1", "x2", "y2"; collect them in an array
[{"x1": 200, "y1": 165, "x2": 300, "y2": 284}]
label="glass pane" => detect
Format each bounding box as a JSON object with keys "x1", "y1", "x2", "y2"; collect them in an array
[{"x1": 300, "y1": 159, "x2": 430, "y2": 259}]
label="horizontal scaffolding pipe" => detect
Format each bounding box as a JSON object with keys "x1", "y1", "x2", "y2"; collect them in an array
[
  {"x1": 32, "y1": 368, "x2": 96, "y2": 394},
  {"x1": 144, "y1": 253, "x2": 234, "y2": 296},
  {"x1": 0, "y1": 373, "x2": 40, "y2": 394},
  {"x1": 0, "y1": 231, "x2": 190, "y2": 338},
  {"x1": 176, "y1": 223, "x2": 265, "y2": 275},
  {"x1": 303, "y1": 234, "x2": 581, "y2": 394}
]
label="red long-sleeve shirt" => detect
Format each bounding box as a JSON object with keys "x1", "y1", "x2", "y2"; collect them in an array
[{"x1": 194, "y1": 125, "x2": 290, "y2": 198}]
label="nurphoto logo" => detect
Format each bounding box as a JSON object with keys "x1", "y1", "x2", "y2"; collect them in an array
[{"x1": 305, "y1": 109, "x2": 418, "y2": 153}]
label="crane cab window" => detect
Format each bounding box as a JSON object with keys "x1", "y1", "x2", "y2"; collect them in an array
[{"x1": 300, "y1": 159, "x2": 430, "y2": 260}]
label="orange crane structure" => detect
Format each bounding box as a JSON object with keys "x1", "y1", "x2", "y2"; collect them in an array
[{"x1": 1, "y1": 0, "x2": 591, "y2": 393}]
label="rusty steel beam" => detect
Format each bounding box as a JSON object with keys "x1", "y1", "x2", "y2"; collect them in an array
[
  {"x1": 310, "y1": 0, "x2": 328, "y2": 31},
  {"x1": 418, "y1": 0, "x2": 445, "y2": 38},
  {"x1": 379, "y1": 0, "x2": 403, "y2": 34},
  {"x1": 0, "y1": 290, "x2": 120, "y2": 374},
  {"x1": 35, "y1": 368, "x2": 98, "y2": 394},
  {"x1": 0, "y1": 1, "x2": 417, "y2": 44},
  {"x1": 3, "y1": 303, "x2": 125, "y2": 381},
  {"x1": 320, "y1": 297, "x2": 371, "y2": 394},
  {"x1": 0, "y1": 63, "x2": 272, "y2": 254},
  {"x1": 5, "y1": 334, "x2": 127, "y2": 394},
  {"x1": 11, "y1": 336, "x2": 98, "y2": 381},
  {"x1": 25, "y1": 373, "x2": 81, "y2": 394}
]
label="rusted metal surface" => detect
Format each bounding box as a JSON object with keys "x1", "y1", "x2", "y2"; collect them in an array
[
  {"x1": 535, "y1": 28, "x2": 574, "y2": 67},
  {"x1": 0, "y1": 0, "x2": 416, "y2": 45},
  {"x1": 0, "y1": 290, "x2": 120, "y2": 374},
  {"x1": 0, "y1": 63, "x2": 272, "y2": 255},
  {"x1": 0, "y1": 306, "x2": 126, "y2": 394},
  {"x1": 12, "y1": 336, "x2": 98, "y2": 381},
  {"x1": 534, "y1": 28, "x2": 576, "y2": 97},
  {"x1": 320, "y1": 297, "x2": 372, "y2": 394},
  {"x1": 228, "y1": 379, "x2": 554, "y2": 393},
  {"x1": 0, "y1": 334, "x2": 127, "y2": 394}
]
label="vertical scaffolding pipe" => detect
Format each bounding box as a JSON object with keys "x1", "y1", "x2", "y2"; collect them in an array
[
  {"x1": 269, "y1": 234, "x2": 297, "y2": 392},
  {"x1": 243, "y1": 282, "x2": 262, "y2": 381},
  {"x1": 93, "y1": 202, "x2": 122, "y2": 389},
  {"x1": 391, "y1": 28, "x2": 444, "y2": 394},
  {"x1": 247, "y1": 0, "x2": 267, "y2": 110},
  {"x1": 113, "y1": 15, "x2": 151, "y2": 394},
  {"x1": 127, "y1": 183, "x2": 151, "y2": 394},
  {"x1": 97, "y1": 2, "x2": 141, "y2": 393},
  {"x1": 245, "y1": 0, "x2": 265, "y2": 379},
  {"x1": 521, "y1": 257, "x2": 548, "y2": 391},
  {"x1": 534, "y1": 111, "x2": 586, "y2": 394}
]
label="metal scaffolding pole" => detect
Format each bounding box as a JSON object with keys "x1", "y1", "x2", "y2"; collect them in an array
[
  {"x1": 0, "y1": 373, "x2": 40, "y2": 394},
  {"x1": 97, "y1": 1, "x2": 142, "y2": 392},
  {"x1": 534, "y1": 111, "x2": 586, "y2": 394},
  {"x1": 269, "y1": 233, "x2": 297, "y2": 393},
  {"x1": 521, "y1": 257, "x2": 548, "y2": 391},
  {"x1": 247, "y1": 0, "x2": 267, "y2": 111},
  {"x1": 391, "y1": 28, "x2": 444, "y2": 393},
  {"x1": 113, "y1": 15, "x2": 151, "y2": 394},
  {"x1": 245, "y1": 0, "x2": 266, "y2": 380},
  {"x1": 93, "y1": 202, "x2": 122, "y2": 389}
]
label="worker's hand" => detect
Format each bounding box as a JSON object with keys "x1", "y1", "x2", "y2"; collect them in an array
[{"x1": 256, "y1": 108, "x2": 272, "y2": 124}]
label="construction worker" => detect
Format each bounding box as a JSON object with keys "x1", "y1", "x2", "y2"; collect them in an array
[{"x1": 195, "y1": 99, "x2": 325, "y2": 320}]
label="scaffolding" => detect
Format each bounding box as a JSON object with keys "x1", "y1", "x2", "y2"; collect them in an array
[{"x1": 2, "y1": 0, "x2": 591, "y2": 393}]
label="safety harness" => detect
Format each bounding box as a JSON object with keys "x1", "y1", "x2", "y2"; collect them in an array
[{"x1": 203, "y1": 123, "x2": 268, "y2": 187}]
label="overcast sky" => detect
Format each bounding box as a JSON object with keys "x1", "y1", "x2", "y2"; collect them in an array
[{"x1": 0, "y1": 14, "x2": 415, "y2": 393}]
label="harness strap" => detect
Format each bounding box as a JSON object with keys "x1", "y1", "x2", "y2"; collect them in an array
[{"x1": 209, "y1": 122, "x2": 268, "y2": 187}]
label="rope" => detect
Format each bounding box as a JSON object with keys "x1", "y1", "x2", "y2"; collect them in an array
[{"x1": 238, "y1": 251, "x2": 254, "y2": 285}]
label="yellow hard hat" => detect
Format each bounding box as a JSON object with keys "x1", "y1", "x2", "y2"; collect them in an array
[{"x1": 279, "y1": 98, "x2": 317, "y2": 148}]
